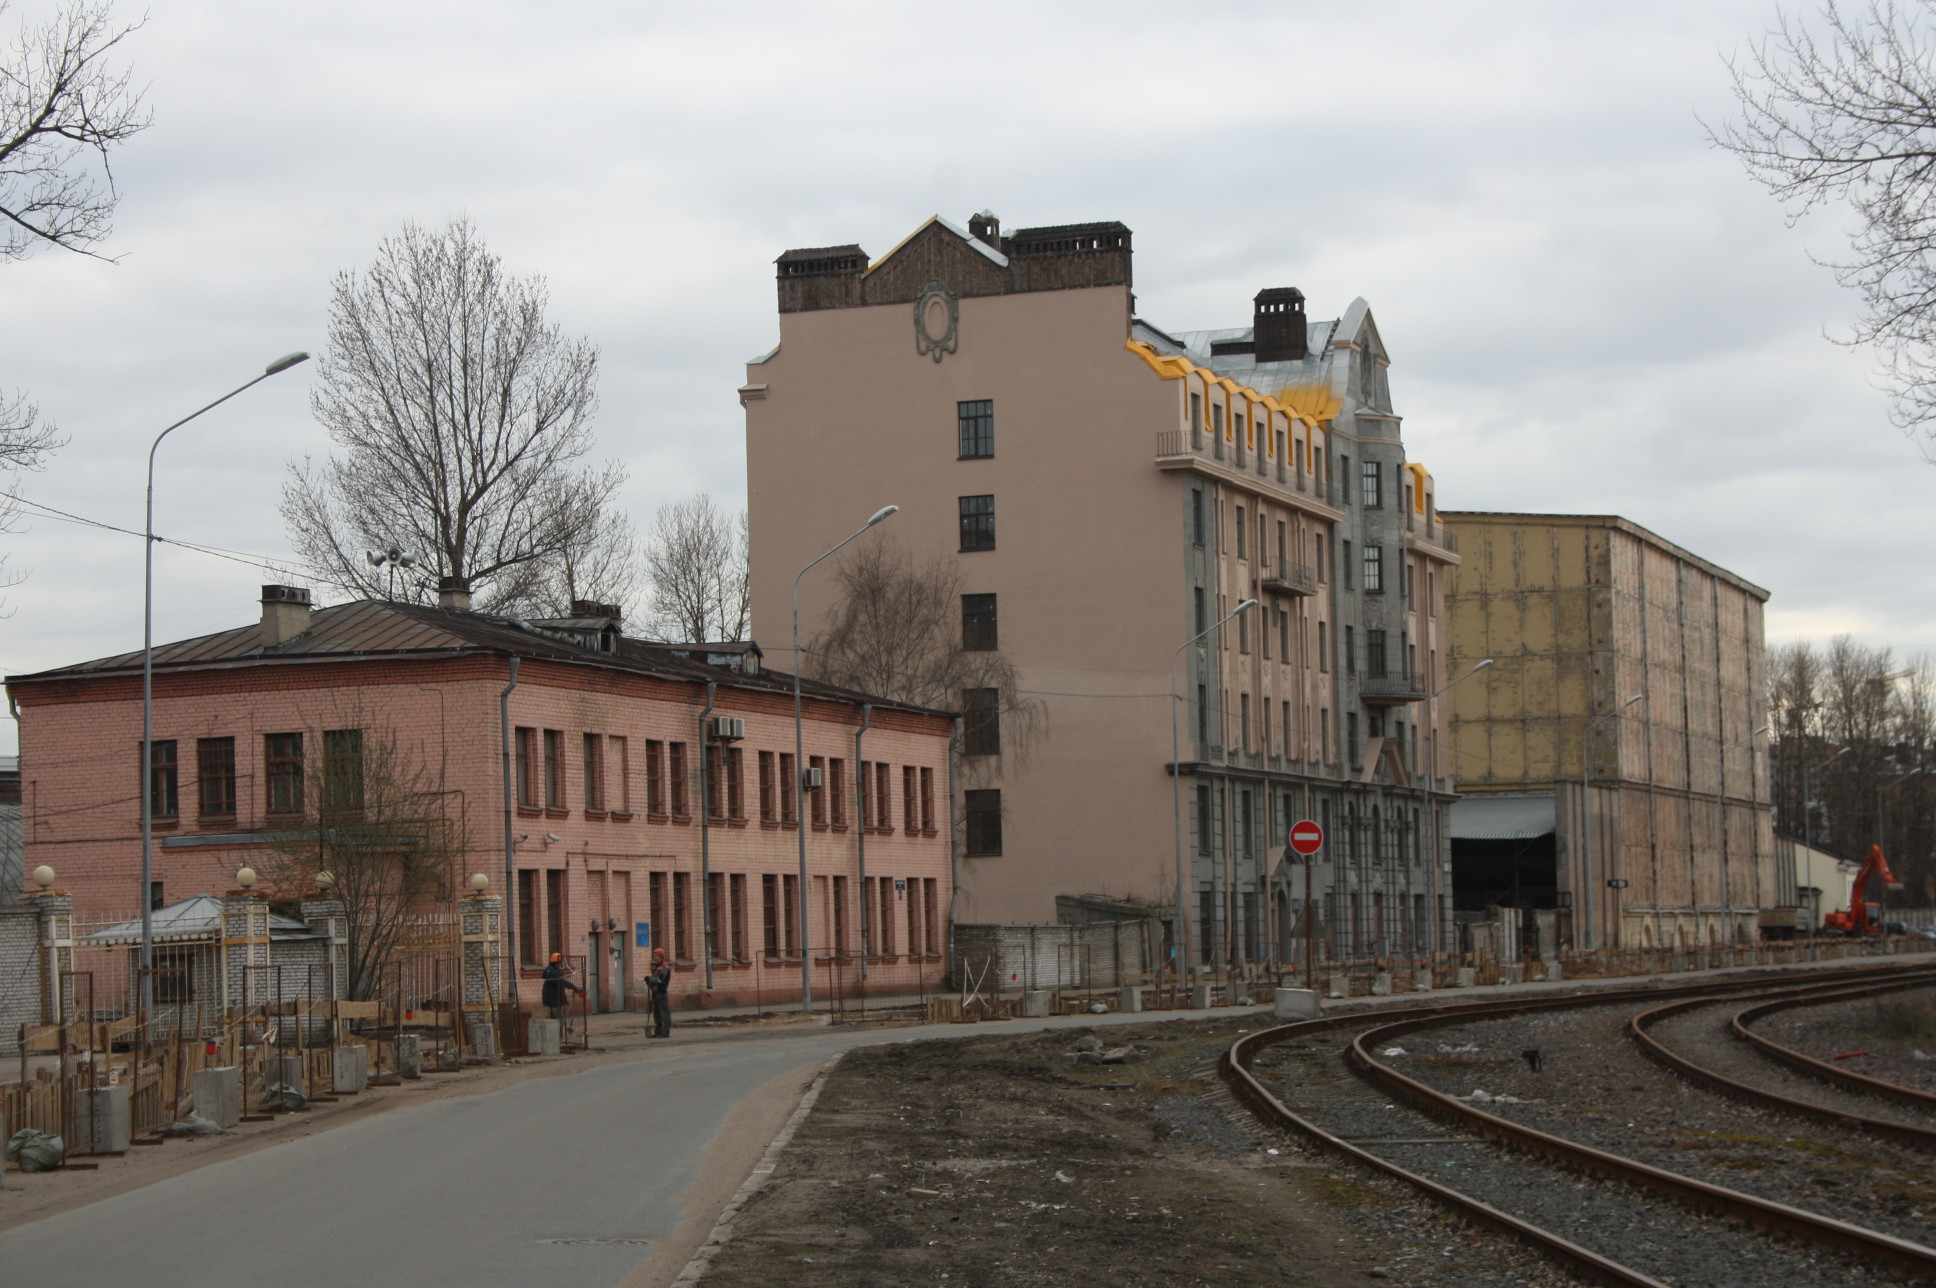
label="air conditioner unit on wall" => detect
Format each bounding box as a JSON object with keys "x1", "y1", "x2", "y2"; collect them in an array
[
  {"x1": 801, "y1": 766, "x2": 824, "y2": 791},
  {"x1": 709, "y1": 716, "x2": 746, "y2": 742}
]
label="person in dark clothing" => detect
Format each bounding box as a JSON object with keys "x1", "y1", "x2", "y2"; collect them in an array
[
  {"x1": 647, "y1": 949, "x2": 673, "y2": 1038},
  {"x1": 541, "y1": 952, "x2": 583, "y2": 1020}
]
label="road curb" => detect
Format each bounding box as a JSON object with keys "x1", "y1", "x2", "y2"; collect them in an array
[{"x1": 669, "y1": 1050, "x2": 845, "y2": 1286}]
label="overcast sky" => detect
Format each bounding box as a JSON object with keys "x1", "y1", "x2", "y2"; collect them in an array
[{"x1": 2, "y1": 0, "x2": 1929, "y2": 754}]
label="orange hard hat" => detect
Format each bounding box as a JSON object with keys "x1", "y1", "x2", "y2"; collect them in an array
[{"x1": 550, "y1": 952, "x2": 561, "y2": 962}]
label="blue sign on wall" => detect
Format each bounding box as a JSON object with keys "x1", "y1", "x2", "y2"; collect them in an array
[{"x1": 635, "y1": 921, "x2": 651, "y2": 949}]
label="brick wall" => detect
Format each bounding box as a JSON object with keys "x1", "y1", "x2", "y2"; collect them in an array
[{"x1": 0, "y1": 906, "x2": 40, "y2": 1054}]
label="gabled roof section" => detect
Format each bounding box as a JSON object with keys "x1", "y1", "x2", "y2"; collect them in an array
[{"x1": 869, "y1": 215, "x2": 1009, "y2": 272}]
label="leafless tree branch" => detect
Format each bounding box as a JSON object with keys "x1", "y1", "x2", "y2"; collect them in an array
[{"x1": 639, "y1": 492, "x2": 748, "y2": 642}]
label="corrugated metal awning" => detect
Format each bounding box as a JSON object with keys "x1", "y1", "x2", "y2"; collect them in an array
[{"x1": 1449, "y1": 795, "x2": 1556, "y2": 840}]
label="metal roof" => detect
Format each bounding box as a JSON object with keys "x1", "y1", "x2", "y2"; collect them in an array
[
  {"x1": 80, "y1": 895, "x2": 320, "y2": 946},
  {"x1": 1449, "y1": 795, "x2": 1556, "y2": 840}
]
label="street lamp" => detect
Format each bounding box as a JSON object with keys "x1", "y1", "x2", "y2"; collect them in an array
[
  {"x1": 790, "y1": 504, "x2": 898, "y2": 1013},
  {"x1": 1420, "y1": 658, "x2": 1492, "y2": 958},
  {"x1": 1170, "y1": 597, "x2": 1257, "y2": 988},
  {"x1": 140, "y1": 353, "x2": 310, "y2": 1018},
  {"x1": 1580, "y1": 692, "x2": 1646, "y2": 951}
]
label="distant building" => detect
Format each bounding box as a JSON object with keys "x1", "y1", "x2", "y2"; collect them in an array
[
  {"x1": 744, "y1": 211, "x2": 1461, "y2": 965},
  {"x1": 1442, "y1": 513, "x2": 1774, "y2": 949},
  {"x1": 5, "y1": 585, "x2": 953, "y2": 1012},
  {"x1": 0, "y1": 754, "x2": 18, "y2": 907}
]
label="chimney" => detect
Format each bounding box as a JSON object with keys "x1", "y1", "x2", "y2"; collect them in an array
[
  {"x1": 968, "y1": 209, "x2": 1002, "y2": 249},
  {"x1": 260, "y1": 585, "x2": 312, "y2": 647},
  {"x1": 438, "y1": 576, "x2": 473, "y2": 613},
  {"x1": 1252, "y1": 287, "x2": 1307, "y2": 363}
]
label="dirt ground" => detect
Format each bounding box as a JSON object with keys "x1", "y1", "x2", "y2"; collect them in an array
[{"x1": 700, "y1": 1015, "x2": 1577, "y2": 1288}]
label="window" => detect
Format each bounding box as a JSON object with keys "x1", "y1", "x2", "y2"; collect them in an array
[
  {"x1": 876, "y1": 877, "x2": 896, "y2": 955},
  {"x1": 1238, "y1": 609, "x2": 1249, "y2": 655},
  {"x1": 919, "y1": 766, "x2": 935, "y2": 831},
  {"x1": 1192, "y1": 489, "x2": 1205, "y2": 546},
  {"x1": 1190, "y1": 392, "x2": 1203, "y2": 442},
  {"x1": 731, "y1": 872, "x2": 748, "y2": 959},
  {"x1": 1194, "y1": 586, "x2": 1206, "y2": 636},
  {"x1": 1279, "y1": 609, "x2": 1289, "y2": 662},
  {"x1": 1341, "y1": 539, "x2": 1353, "y2": 588},
  {"x1": 903, "y1": 766, "x2": 919, "y2": 832},
  {"x1": 1362, "y1": 459, "x2": 1382, "y2": 507},
  {"x1": 1363, "y1": 544, "x2": 1383, "y2": 593},
  {"x1": 959, "y1": 494, "x2": 995, "y2": 551},
  {"x1": 1345, "y1": 625, "x2": 1356, "y2": 676},
  {"x1": 669, "y1": 742, "x2": 689, "y2": 816},
  {"x1": 833, "y1": 874, "x2": 850, "y2": 955},
  {"x1": 779, "y1": 751, "x2": 798, "y2": 823},
  {"x1": 726, "y1": 747, "x2": 744, "y2": 819},
  {"x1": 963, "y1": 687, "x2": 1000, "y2": 755},
  {"x1": 1347, "y1": 712, "x2": 1361, "y2": 766},
  {"x1": 965, "y1": 789, "x2": 1003, "y2": 856},
  {"x1": 547, "y1": 868, "x2": 566, "y2": 961},
  {"x1": 1276, "y1": 519, "x2": 1286, "y2": 572},
  {"x1": 859, "y1": 760, "x2": 875, "y2": 828},
  {"x1": 1316, "y1": 533, "x2": 1327, "y2": 582},
  {"x1": 544, "y1": 729, "x2": 566, "y2": 809},
  {"x1": 672, "y1": 872, "x2": 690, "y2": 959},
  {"x1": 1240, "y1": 694, "x2": 1251, "y2": 751},
  {"x1": 155, "y1": 945, "x2": 194, "y2": 1004},
  {"x1": 705, "y1": 744, "x2": 727, "y2": 819},
  {"x1": 809, "y1": 756, "x2": 827, "y2": 825},
  {"x1": 650, "y1": 872, "x2": 667, "y2": 957},
  {"x1": 1428, "y1": 570, "x2": 1437, "y2": 616},
  {"x1": 958, "y1": 399, "x2": 994, "y2": 458},
  {"x1": 828, "y1": 757, "x2": 847, "y2": 825},
  {"x1": 1283, "y1": 701, "x2": 1292, "y2": 756},
  {"x1": 1340, "y1": 454, "x2": 1351, "y2": 504},
  {"x1": 1235, "y1": 506, "x2": 1247, "y2": 558},
  {"x1": 1197, "y1": 784, "x2": 1213, "y2": 855},
  {"x1": 322, "y1": 729, "x2": 364, "y2": 814},
  {"x1": 609, "y1": 736, "x2": 630, "y2": 813},
  {"x1": 1321, "y1": 708, "x2": 1330, "y2": 759},
  {"x1": 197, "y1": 737, "x2": 235, "y2": 819},
  {"x1": 707, "y1": 872, "x2": 725, "y2": 961},
  {"x1": 519, "y1": 870, "x2": 539, "y2": 965},
  {"x1": 875, "y1": 762, "x2": 892, "y2": 831},
  {"x1": 645, "y1": 740, "x2": 666, "y2": 815},
  {"x1": 517, "y1": 728, "x2": 539, "y2": 808},
  {"x1": 925, "y1": 878, "x2": 941, "y2": 955},
  {"x1": 962, "y1": 593, "x2": 997, "y2": 651},
  {"x1": 147, "y1": 740, "x2": 178, "y2": 820},
  {"x1": 265, "y1": 733, "x2": 304, "y2": 815},
  {"x1": 1213, "y1": 403, "x2": 1224, "y2": 436},
  {"x1": 1367, "y1": 629, "x2": 1388, "y2": 677},
  {"x1": 762, "y1": 874, "x2": 780, "y2": 957},
  {"x1": 1197, "y1": 683, "x2": 1208, "y2": 746},
  {"x1": 759, "y1": 750, "x2": 776, "y2": 822},
  {"x1": 583, "y1": 734, "x2": 606, "y2": 812},
  {"x1": 1318, "y1": 621, "x2": 1328, "y2": 672},
  {"x1": 1402, "y1": 559, "x2": 1413, "y2": 600},
  {"x1": 782, "y1": 873, "x2": 799, "y2": 955}
]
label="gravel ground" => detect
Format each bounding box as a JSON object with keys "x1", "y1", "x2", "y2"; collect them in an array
[
  {"x1": 697, "y1": 1016, "x2": 1586, "y2": 1288},
  {"x1": 1251, "y1": 1017, "x2": 1913, "y2": 1288},
  {"x1": 1757, "y1": 984, "x2": 1936, "y2": 1093},
  {"x1": 1382, "y1": 1001, "x2": 1936, "y2": 1257}
]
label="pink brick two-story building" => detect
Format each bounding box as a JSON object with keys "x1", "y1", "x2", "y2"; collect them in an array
[{"x1": 5, "y1": 585, "x2": 957, "y2": 1012}]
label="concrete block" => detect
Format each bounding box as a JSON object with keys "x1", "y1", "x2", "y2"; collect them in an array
[
  {"x1": 1185, "y1": 983, "x2": 1209, "y2": 1009},
  {"x1": 1121, "y1": 986, "x2": 1143, "y2": 1013},
  {"x1": 528, "y1": 1018, "x2": 562, "y2": 1055},
  {"x1": 1543, "y1": 961, "x2": 1563, "y2": 982},
  {"x1": 465, "y1": 1018, "x2": 496, "y2": 1058},
  {"x1": 1413, "y1": 971, "x2": 1434, "y2": 992},
  {"x1": 194, "y1": 1067, "x2": 241, "y2": 1128},
  {"x1": 1273, "y1": 988, "x2": 1320, "y2": 1019},
  {"x1": 1020, "y1": 990, "x2": 1051, "y2": 1018},
  {"x1": 1327, "y1": 975, "x2": 1349, "y2": 999},
  {"x1": 264, "y1": 1055, "x2": 305, "y2": 1096},
  {"x1": 1455, "y1": 967, "x2": 1477, "y2": 988},
  {"x1": 332, "y1": 1046, "x2": 369, "y2": 1094},
  {"x1": 1371, "y1": 972, "x2": 1393, "y2": 997},
  {"x1": 1501, "y1": 964, "x2": 1525, "y2": 985},
  {"x1": 396, "y1": 1033, "x2": 423, "y2": 1079},
  {"x1": 72, "y1": 1085, "x2": 130, "y2": 1153}
]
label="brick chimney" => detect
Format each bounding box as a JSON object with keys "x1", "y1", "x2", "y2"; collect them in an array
[
  {"x1": 438, "y1": 576, "x2": 472, "y2": 612},
  {"x1": 259, "y1": 585, "x2": 312, "y2": 647},
  {"x1": 1253, "y1": 287, "x2": 1307, "y2": 363}
]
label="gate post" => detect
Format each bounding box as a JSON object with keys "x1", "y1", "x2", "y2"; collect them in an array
[
  {"x1": 461, "y1": 885, "x2": 503, "y2": 1055},
  {"x1": 221, "y1": 881, "x2": 271, "y2": 1011},
  {"x1": 27, "y1": 873, "x2": 74, "y2": 1023},
  {"x1": 299, "y1": 893, "x2": 349, "y2": 1000}
]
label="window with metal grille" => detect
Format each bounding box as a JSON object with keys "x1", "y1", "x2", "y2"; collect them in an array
[
  {"x1": 1362, "y1": 460, "x2": 1382, "y2": 508},
  {"x1": 959, "y1": 494, "x2": 995, "y2": 551},
  {"x1": 961, "y1": 593, "x2": 997, "y2": 651},
  {"x1": 265, "y1": 733, "x2": 303, "y2": 815},
  {"x1": 1363, "y1": 544, "x2": 1383, "y2": 593},
  {"x1": 198, "y1": 737, "x2": 235, "y2": 819},
  {"x1": 958, "y1": 399, "x2": 994, "y2": 458},
  {"x1": 965, "y1": 789, "x2": 1003, "y2": 856}
]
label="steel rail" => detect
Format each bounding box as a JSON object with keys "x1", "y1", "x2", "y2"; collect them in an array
[
  {"x1": 1733, "y1": 982, "x2": 1936, "y2": 1114},
  {"x1": 1629, "y1": 973, "x2": 1936, "y2": 1150},
  {"x1": 1220, "y1": 962, "x2": 1936, "y2": 1288}
]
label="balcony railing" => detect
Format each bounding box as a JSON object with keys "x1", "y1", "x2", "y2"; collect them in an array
[
  {"x1": 1260, "y1": 561, "x2": 1318, "y2": 597},
  {"x1": 1157, "y1": 432, "x2": 1328, "y2": 506},
  {"x1": 1359, "y1": 670, "x2": 1428, "y2": 704}
]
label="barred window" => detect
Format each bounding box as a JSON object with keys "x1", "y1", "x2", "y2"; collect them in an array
[{"x1": 1363, "y1": 544, "x2": 1384, "y2": 593}]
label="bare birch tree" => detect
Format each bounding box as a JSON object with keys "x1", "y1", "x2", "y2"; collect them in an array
[
  {"x1": 282, "y1": 218, "x2": 624, "y2": 612},
  {"x1": 640, "y1": 493, "x2": 747, "y2": 641},
  {"x1": 806, "y1": 539, "x2": 1043, "y2": 777},
  {"x1": 0, "y1": 1, "x2": 149, "y2": 264},
  {"x1": 1713, "y1": 1, "x2": 1936, "y2": 438}
]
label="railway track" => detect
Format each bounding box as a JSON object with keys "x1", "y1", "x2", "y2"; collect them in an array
[{"x1": 1221, "y1": 962, "x2": 1936, "y2": 1287}]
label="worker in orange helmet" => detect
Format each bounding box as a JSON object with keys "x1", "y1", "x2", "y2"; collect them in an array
[
  {"x1": 646, "y1": 948, "x2": 674, "y2": 1039},
  {"x1": 541, "y1": 952, "x2": 582, "y2": 1020}
]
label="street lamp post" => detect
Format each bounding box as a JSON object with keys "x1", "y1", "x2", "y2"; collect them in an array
[
  {"x1": 1580, "y1": 692, "x2": 1646, "y2": 951},
  {"x1": 790, "y1": 505, "x2": 898, "y2": 1013},
  {"x1": 140, "y1": 353, "x2": 310, "y2": 1017},
  {"x1": 1170, "y1": 597, "x2": 1257, "y2": 989},
  {"x1": 1419, "y1": 658, "x2": 1492, "y2": 958}
]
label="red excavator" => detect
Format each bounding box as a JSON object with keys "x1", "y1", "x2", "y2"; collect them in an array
[{"x1": 1821, "y1": 845, "x2": 1902, "y2": 935}]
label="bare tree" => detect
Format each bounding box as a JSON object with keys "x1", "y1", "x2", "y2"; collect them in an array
[
  {"x1": 0, "y1": 388, "x2": 63, "y2": 601},
  {"x1": 806, "y1": 539, "x2": 1043, "y2": 777},
  {"x1": 0, "y1": 1, "x2": 149, "y2": 264},
  {"x1": 640, "y1": 493, "x2": 748, "y2": 642},
  {"x1": 1713, "y1": 1, "x2": 1936, "y2": 438},
  {"x1": 262, "y1": 723, "x2": 468, "y2": 1001},
  {"x1": 282, "y1": 217, "x2": 622, "y2": 612},
  {"x1": 514, "y1": 493, "x2": 642, "y2": 620}
]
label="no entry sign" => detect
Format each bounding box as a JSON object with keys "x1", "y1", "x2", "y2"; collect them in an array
[{"x1": 1289, "y1": 820, "x2": 1324, "y2": 856}]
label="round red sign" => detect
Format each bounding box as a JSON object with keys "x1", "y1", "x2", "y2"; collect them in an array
[{"x1": 1289, "y1": 821, "x2": 1324, "y2": 855}]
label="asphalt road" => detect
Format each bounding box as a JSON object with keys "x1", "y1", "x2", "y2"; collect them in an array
[{"x1": 0, "y1": 1007, "x2": 1215, "y2": 1288}]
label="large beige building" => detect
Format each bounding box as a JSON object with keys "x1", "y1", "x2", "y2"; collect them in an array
[
  {"x1": 743, "y1": 212, "x2": 1460, "y2": 965},
  {"x1": 1442, "y1": 513, "x2": 1774, "y2": 950}
]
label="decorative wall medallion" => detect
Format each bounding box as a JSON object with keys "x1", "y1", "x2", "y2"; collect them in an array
[{"x1": 914, "y1": 280, "x2": 958, "y2": 363}]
